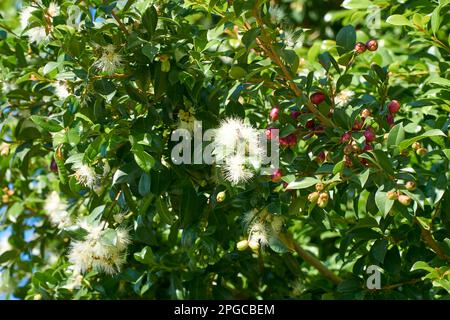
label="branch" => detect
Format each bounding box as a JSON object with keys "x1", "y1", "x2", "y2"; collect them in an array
[
  {"x1": 417, "y1": 221, "x2": 450, "y2": 263},
  {"x1": 279, "y1": 233, "x2": 343, "y2": 285},
  {"x1": 112, "y1": 10, "x2": 129, "y2": 35},
  {"x1": 249, "y1": 3, "x2": 336, "y2": 128}
]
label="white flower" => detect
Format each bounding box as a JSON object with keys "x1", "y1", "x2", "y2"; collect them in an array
[
  {"x1": 0, "y1": 81, "x2": 17, "y2": 94},
  {"x1": 222, "y1": 154, "x2": 254, "y2": 185},
  {"x1": 335, "y1": 90, "x2": 354, "y2": 106},
  {"x1": 248, "y1": 221, "x2": 269, "y2": 248},
  {"x1": 26, "y1": 27, "x2": 48, "y2": 44},
  {"x1": 213, "y1": 117, "x2": 261, "y2": 159},
  {"x1": 93, "y1": 44, "x2": 123, "y2": 75},
  {"x1": 53, "y1": 81, "x2": 70, "y2": 99},
  {"x1": 44, "y1": 191, "x2": 72, "y2": 229},
  {"x1": 68, "y1": 220, "x2": 130, "y2": 275},
  {"x1": 20, "y1": 7, "x2": 36, "y2": 30},
  {"x1": 47, "y1": 2, "x2": 60, "y2": 18},
  {"x1": 74, "y1": 164, "x2": 100, "y2": 189}
]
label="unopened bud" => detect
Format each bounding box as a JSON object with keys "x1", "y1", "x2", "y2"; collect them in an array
[
  {"x1": 315, "y1": 182, "x2": 324, "y2": 192},
  {"x1": 387, "y1": 190, "x2": 398, "y2": 200},
  {"x1": 216, "y1": 191, "x2": 226, "y2": 203},
  {"x1": 405, "y1": 181, "x2": 416, "y2": 191},
  {"x1": 398, "y1": 194, "x2": 412, "y2": 206},
  {"x1": 308, "y1": 192, "x2": 320, "y2": 203},
  {"x1": 237, "y1": 239, "x2": 249, "y2": 251}
]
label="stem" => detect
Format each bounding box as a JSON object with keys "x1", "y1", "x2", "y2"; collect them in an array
[
  {"x1": 279, "y1": 233, "x2": 343, "y2": 285},
  {"x1": 415, "y1": 218, "x2": 450, "y2": 263},
  {"x1": 112, "y1": 10, "x2": 129, "y2": 35},
  {"x1": 249, "y1": 3, "x2": 336, "y2": 128}
]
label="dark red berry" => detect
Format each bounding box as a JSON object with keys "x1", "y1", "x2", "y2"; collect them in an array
[
  {"x1": 316, "y1": 151, "x2": 326, "y2": 164},
  {"x1": 388, "y1": 100, "x2": 400, "y2": 114},
  {"x1": 290, "y1": 111, "x2": 301, "y2": 119},
  {"x1": 305, "y1": 119, "x2": 315, "y2": 129},
  {"x1": 50, "y1": 158, "x2": 58, "y2": 173},
  {"x1": 386, "y1": 113, "x2": 395, "y2": 127},
  {"x1": 270, "y1": 107, "x2": 279, "y2": 121},
  {"x1": 310, "y1": 92, "x2": 326, "y2": 105},
  {"x1": 366, "y1": 39, "x2": 378, "y2": 51},
  {"x1": 354, "y1": 42, "x2": 366, "y2": 54},
  {"x1": 352, "y1": 119, "x2": 363, "y2": 131},
  {"x1": 363, "y1": 144, "x2": 373, "y2": 152}
]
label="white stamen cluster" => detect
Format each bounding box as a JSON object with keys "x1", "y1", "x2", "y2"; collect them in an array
[
  {"x1": 20, "y1": 7, "x2": 36, "y2": 30},
  {"x1": 44, "y1": 191, "x2": 72, "y2": 229},
  {"x1": 53, "y1": 81, "x2": 70, "y2": 99},
  {"x1": 46, "y1": 2, "x2": 60, "y2": 18},
  {"x1": 213, "y1": 118, "x2": 263, "y2": 185},
  {"x1": 93, "y1": 44, "x2": 123, "y2": 75},
  {"x1": 74, "y1": 164, "x2": 100, "y2": 189},
  {"x1": 68, "y1": 220, "x2": 131, "y2": 275},
  {"x1": 334, "y1": 90, "x2": 354, "y2": 106},
  {"x1": 26, "y1": 26, "x2": 48, "y2": 44},
  {"x1": 248, "y1": 221, "x2": 269, "y2": 248}
]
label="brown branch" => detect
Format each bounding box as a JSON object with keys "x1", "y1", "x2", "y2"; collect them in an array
[
  {"x1": 279, "y1": 233, "x2": 343, "y2": 285},
  {"x1": 419, "y1": 224, "x2": 450, "y2": 263},
  {"x1": 112, "y1": 10, "x2": 129, "y2": 35},
  {"x1": 248, "y1": 2, "x2": 336, "y2": 128}
]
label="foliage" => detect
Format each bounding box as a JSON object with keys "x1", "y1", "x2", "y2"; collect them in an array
[{"x1": 0, "y1": 0, "x2": 449, "y2": 300}]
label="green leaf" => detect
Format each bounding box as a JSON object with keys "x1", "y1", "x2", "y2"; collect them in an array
[
  {"x1": 371, "y1": 150, "x2": 394, "y2": 176},
  {"x1": 229, "y1": 66, "x2": 247, "y2": 79},
  {"x1": 375, "y1": 185, "x2": 395, "y2": 216},
  {"x1": 335, "y1": 25, "x2": 356, "y2": 55},
  {"x1": 43, "y1": 62, "x2": 60, "y2": 75},
  {"x1": 155, "y1": 196, "x2": 176, "y2": 225},
  {"x1": 242, "y1": 27, "x2": 260, "y2": 49},
  {"x1": 398, "y1": 129, "x2": 446, "y2": 150},
  {"x1": 386, "y1": 15, "x2": 412, "y2": 27},
  {"x1": 142, "y1": 5, "x2": 158, "y2": 37},
  {"x1": 286, "y1": 177, "x2": 320, "y2": 190},
  {"x1": 7, "y1": 202, "x2": 23, "y2": 223},
  {"x1": 133, "y1": 149, "x2": 155, "y2": 173},
  {"x1": 138, "y1": 173, "x2": 151, "y2": 196},
  {"x1": 387, "y1": 123, "x2": 405, "y2": 148},
  {"x1": 371, "y1": 239, "x2": 388, "y2": 263},
  {"x1": 100, "y1": 228, "x2": 118, "y2": 246},
  {"x1": 358, "y1": 169, "x2": 370, "y2": 188},
  {"x1": 431, "y1": 5, "x2": 441, "y2": 35},
  {"x1": 30, "y1": 115, "x2": 63, "y2": 132},
  {"x1": 93, "y1": 79, "x2": 116, "y2": 95},
  {"x1": 134, "y1": 246, "x2": 155, "y2": 265}
]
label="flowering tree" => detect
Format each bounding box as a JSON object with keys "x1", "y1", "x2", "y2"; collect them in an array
[{"x1": 0, "y1": 0, "x2": 449, "y2": 300}]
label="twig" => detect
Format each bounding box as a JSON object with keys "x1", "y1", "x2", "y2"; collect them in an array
[
  {"x1": 279, "y1": 233, "x2": 343, "y2": 285},
  {"x1": 415, "y1": 217, "x2": 450, "y2": 263},
  {"x1": 112, "y1": 10, "x2": 129, "y2": 35}
]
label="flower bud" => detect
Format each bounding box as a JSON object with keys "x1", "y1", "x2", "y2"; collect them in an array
[
  {"x1": 412, "y1": 142, "x2": 422, "y2": 150},
  {"x1": 315, "y1": 182, "x2": 324, "y2": 192},
  {"x1": 405, "y1": 181, "x2": 416, "y2": 191},
  {"x1": 387, "y1": 190, "x2": 398, "y2": 200},
  {"x1": 366, "y1": 39, "x2": 378, "y2": 51},
  {"x1": 317, "y1": 193, "x2": 329, "y2": 208},
  {"x1": 216, "y1": 191, "x2": 226, "y2": 203},
  {"x1": 248, "y1": 239, "x2": 260, "y2": 251},
  {"x1": 416, "y1": 148, "x2": 427, "y2": 156},
  {"x1": 237, "y1": 239, "x2": 249, "y2": 251},
  {"x1": 354, "y1": 42, "x2": 366, "y2": 54},
  {"x1": 361, "y1": 108, "x2": 371, "y2": 118},
  {"x1": 307, "y1": 191, "x2": 320, "y2": 203},
  {"x1": 398, "y1": 194, "x2": 412, "y2": 206}
]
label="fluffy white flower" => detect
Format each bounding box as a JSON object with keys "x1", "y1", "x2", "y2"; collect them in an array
[
  {"x1": 93, "y1": 44, "x2": 123, "y2": 75},
  {"x1": 74, "y1": 164, "x2": 99, "y2": 189},
  {"x1": 26, "y1": 26, "x2": 48, "y2": 44},
  {"x1": 67, "y1": 221, "x2": 130, "y2": 275},
  {"x1": 53, "y1": 81, "x2": 70, "y2": 99},
  {"x1": 335, "y1": 90, "x2": 354, "y2": 106},
  {"x1": 222, "y1": 154, "x2": 254, "y2": 185},
  {"x1": 20, "y1": 7, "x2": 36, "y2": 30},
  {"x1": 47, "y1": 2, "x2": 60, "y2": 18},
  {"x1": 248, "y1": 221, "x2": 269, "y2": 247},
  {"x1": 44, "y1": 191, "x2": 72, "y2": 229}
]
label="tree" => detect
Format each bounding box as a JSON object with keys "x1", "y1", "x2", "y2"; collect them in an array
[{"x1": 0, "y1": 0, "x2": 449, "y2": 300}]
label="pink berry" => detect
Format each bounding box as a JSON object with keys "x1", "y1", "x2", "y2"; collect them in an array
[
  {"x1": 366, "y1": 39, "x2": 378, "y2": 51},
  {"x1": 270, "y1": 107, "x2": 279, "y2": 121},
  {"x1": 341, "y1": 132, "x2": 351, "y2": 143},
  {"x1": 310, "y1": 92, "x2": 326, "y2": 105},
  {"x1": 388, "y1": 100, "x2": 400, "y2": 114},
  {"x1": 364, "y1": 127, "x2": 376, "y2": 142},
  {"x1": 363, "y1": 144, "x2": 373, "y2": 152},
  {"x1": 50, "y1": 159, "x2": 58, "y2": 173},
  {"x1": 271, "y1": 169, "x2": 282, "y2": 182},
  {"x1": 354, "y1": 42, "x2": 367, "y2": 54},
  {"x1": 265, "y1": 127, "x2": 275, "y2": 140}
]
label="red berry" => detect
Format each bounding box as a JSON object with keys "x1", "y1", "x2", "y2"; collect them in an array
[
  {"x1": 271, "y1": 169, "x2": 282, "y2": 182},
  {"x1": 364, "y1": 127, "x2": 376, "y2": 142},
  {"x1": 265, "y1": 127, "x2": 275, "y2": 140},
  {"x1": 290, "y1": 111, "x2": 301, "y2": 119},
  {"x1": 310, "y1": 92, "x2": 326, "y2": 105},
  {"x1": 386, "y1": 113, "x2": 395, "y2": 126},
  {"x1": 341, "y1": 132, "x2": 351, "y2": 143},
  {"x1": 270, "y1": 107, "x2": 279, "y2": 121},
  {"x1": 280, "y1": 134, "x2": 297, "y2": 147},
  {"x1": 316, "y1": 151, "x2": 326, "y2": 164},
  {"x1": 363, "y1": 144, "x2": 373, "y2": 152},
  {"x1": 388, "y1": 100, "x2": 400, "y2": 114},
  {"x1": 366, "y1": 39, "x2": 378, "y2": 51},
  {"x1": 354, "y1": 42, "x2": 366, "y2": 54},
  {"x1": 305, "y1": 119, "x2": 315, "y2": 129}
]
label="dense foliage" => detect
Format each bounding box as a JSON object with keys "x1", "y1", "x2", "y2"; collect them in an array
[{"x1": 0, "y1": 0, "x2": 449, "y2": 300}]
